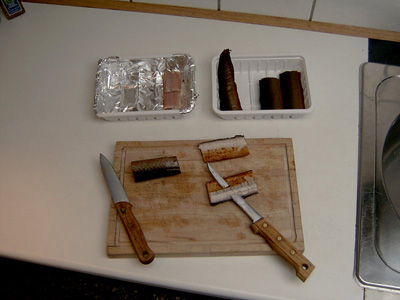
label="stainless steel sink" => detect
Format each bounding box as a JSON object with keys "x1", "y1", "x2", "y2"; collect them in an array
[{"x1": 355, "y1": 62, "x2": 400, "y2": 291}]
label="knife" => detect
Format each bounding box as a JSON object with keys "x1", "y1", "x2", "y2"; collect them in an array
[
  {"x1": 100, "y1": 154, "x2": 155, "y2": 264},
  {"x1": 207, "y1": 163, "x2": 315, "y2": 281}
]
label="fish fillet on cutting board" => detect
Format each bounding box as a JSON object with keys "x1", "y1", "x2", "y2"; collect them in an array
[{"x1": 107, "y1": 138, "x2": 304, "y2": 257}]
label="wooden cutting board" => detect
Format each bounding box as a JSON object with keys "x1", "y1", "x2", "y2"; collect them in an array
[{"x1": 107, "y1": 138, "x2": 304, "y2": 257}]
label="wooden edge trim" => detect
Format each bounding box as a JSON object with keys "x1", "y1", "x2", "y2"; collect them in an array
[{"x1": 23, "y1": 0, "x2": 400, "y2": 42}]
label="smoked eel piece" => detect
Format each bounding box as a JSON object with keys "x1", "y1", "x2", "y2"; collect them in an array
[
  {"x1": 279, "y1": 71, "x2": 305, "y2": 109},
  {"x1": 218, "y1": 49, "x2": 243, "y2": 111},
  {"x1": 163, "y1": 70, "x2": 182, "y2": 110},
  {"x1": 259, "y1": 77, "x2": 284, "y2": 109},
  {"x1": 206, "y1": 171, "x2": 258, "y2": 205},
  {"x1": 198, "y1": 135, "x2": 249, "y2": 163},
  {"x1": 131, "y1": 156, "x2": 181, "y2": 182}
]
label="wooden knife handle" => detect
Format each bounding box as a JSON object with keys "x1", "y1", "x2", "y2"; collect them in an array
[
  {"x1": 115, "y1": 202, "x2": 155, "y2": 264},
  {"x1": 250, "y1": 217, "x2": 315, "y2": 282}
]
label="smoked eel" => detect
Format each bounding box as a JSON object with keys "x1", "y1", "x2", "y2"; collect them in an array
[
  {"x1": 131, "y1": 156, "x2": 181, "y2": 182},
  {"x1": 259, "y1": 77, "x2": 284, "y2": 110},
  {"x1": 218, "y1": 49, "x2": 243, "y2": 111},
  {"x1": 163, "y1": 70, "x2": 182, "y2": 110},
  {"x1": 206, "y1": 170, "x2": 258, "y2": 205},
  {"x1": 279, "y1": 71, "x2": 305, "y2": 109},
  {"x1": 198, "y1": 135, "x2": 249, "y2": 163}
]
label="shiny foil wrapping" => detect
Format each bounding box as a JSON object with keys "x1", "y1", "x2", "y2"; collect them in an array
[{"x1": 94, "y1": 54, "x2": 197, "y2": 116}]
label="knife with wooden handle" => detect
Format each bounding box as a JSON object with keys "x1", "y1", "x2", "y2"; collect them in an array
[
  {"x1": 100, "y1": 154, "x2": 155, "y2": 264},
  {"x1": 207, "y1": 163, "x2": 314, "y2": 281}
]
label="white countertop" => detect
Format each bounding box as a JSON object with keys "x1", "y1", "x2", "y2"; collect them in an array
[{"x1": 0, "y1": 3, "x2": 367, "y2": 300}]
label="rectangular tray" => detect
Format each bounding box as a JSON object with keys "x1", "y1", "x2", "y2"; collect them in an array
[
  {"x1": 211, "y1": 55, "x2": 313, "y2": 119},
  {"x1": 107, "y1": 138, "x2": 304, "y2": 257},
  {"x1": 94, "y1": 54, "x2": 197, "y2": 121}
]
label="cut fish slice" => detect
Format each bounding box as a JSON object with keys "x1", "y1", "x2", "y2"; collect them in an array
[
  {"x1": 131, "y1": 156, "x2": 181, "y2": 182},
  {"x1": 163, "y1": 70, "x2": 182, "y2": 110},
  {"x1": 198, "y1": 135, "x2": 249, "y2": 163},
  {"x1": 206, "y1": 170, "x2": 258, "y2": 205}
]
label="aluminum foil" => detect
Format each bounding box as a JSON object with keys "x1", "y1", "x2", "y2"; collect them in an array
[{"x1": 94, "y1": 54, "x2": 198, "y2": 115}]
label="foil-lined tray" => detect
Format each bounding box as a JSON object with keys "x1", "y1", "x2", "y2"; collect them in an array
[{"x1": 94, "y1": 54, "x2": 198, "y2": 121}]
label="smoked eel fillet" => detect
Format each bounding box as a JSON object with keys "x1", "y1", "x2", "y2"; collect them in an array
[
  {"x1": 163, "y1": 70, "x2": 182, "y2": 110},
  {"x1": 206, "y1": 170, "x2": 258, "y2": 205},
  {"x1": 198, "y1": 135, "x2": 250, "y2": 163},
  {"x1": 218, "y1": 49, "x2": 243, "y2": 111},
  {"x1": 279, "y1": 71, "x2": 305, "y2": 109},
  {"x1": 259, "y1": 77, "x2": 284, "y2": 110},
  {"x1": 131, "y1": 156, "x2": 181, "y2": 182}
]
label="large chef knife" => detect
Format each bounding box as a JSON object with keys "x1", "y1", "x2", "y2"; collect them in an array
[
  {"x1": 100, "y1": 154, "x2": 155, "y2": 264},
  {"x1": 207, "y1": 163, "x2": 314, "y2": 281}
]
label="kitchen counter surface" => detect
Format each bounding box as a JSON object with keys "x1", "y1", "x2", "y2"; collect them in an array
[{"x1": 0, "y1": 3, "x2": 367, "y2": 300}]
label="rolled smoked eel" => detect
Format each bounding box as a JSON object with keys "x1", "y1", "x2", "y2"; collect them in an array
[
  {"x1": 279, "y1": 71, "x2": 305, "y2": 109},
  {"x1": 259, "y1": 77, "x2": 284, "y2": 109},
  {"x1": 131, "y1": 156, "x2": 181, "y2": 182},
  {"x1": 218, "y1": 49, "x2": 243, "y2": 111},
  {"x1": 206, "y1": 170, "x2": 258, "y2": 205},
  {"x1": 198, "y1": 135, "x2": 249, "y2": 163}
]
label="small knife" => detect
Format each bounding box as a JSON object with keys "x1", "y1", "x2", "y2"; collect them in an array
[
  {"x1": 207, "y1": 163, "x2": 315, "y2": 281},
  {"x1": 100, "y1": 154, "x2": 155, "y2": 264}
]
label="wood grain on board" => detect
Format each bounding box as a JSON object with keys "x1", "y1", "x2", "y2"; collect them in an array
[{"x1": 107, "y1": 138, "x2": 304, "y2": 257}]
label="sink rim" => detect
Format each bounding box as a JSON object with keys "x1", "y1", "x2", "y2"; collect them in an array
[{"x1": 355, "y1": 62, "x2": 400, "y2": 292}]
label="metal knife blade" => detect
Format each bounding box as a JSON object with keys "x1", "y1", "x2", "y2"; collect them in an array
[
  {"x1": 207, "y1": 163, "x2": 229, "y2": 188},
  {"x1": 100, "y1": 154, "x2": 155, "y2": 264},
  {"x1": 206, "y1": 162, "x2": 315, "y2": 282},
  {"x1": 100, "y1": 154, "x2": 130, "y2": 204}
]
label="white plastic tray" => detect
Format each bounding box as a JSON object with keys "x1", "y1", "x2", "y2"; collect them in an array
[{"x1": 211, "y1": 55, "x2": 313, "y2": 119}]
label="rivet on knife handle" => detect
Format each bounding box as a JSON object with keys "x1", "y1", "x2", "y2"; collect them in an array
[
  {"x1": 115, "y1": 202, "x2": 155, "y2": 264},
  {"x1": 206, "y1": 163, "x2": 315, "y2": 281},
  {"x1": 250, "y1": 218, "x2": 315, "y2": 282}
]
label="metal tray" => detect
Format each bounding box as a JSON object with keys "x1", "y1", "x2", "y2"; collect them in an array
[{"x1": 94, "y1": 54, "x2": 198, "y2": 121}]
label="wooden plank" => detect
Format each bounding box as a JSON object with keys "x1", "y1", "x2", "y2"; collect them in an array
[
  {"x1": 106, "y1": 138, "x2": 304, "y2": 257},
  {"x1": 24, "y1": 0, "x2": 400, "y2": 42}
]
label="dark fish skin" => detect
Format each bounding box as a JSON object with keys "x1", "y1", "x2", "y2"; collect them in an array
[
  {"x1": 279, "y1": 71, "x2": 305, "y2": 109},
  {"x1": 131, "y1": 156, "x2": 181, "y2": 182},
  {"x1": 259, "y1": 77, "x2": 284, "y2": 110},
  {"x1": 218, "y1": 49, "x2": 243, "y2": 111}
]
